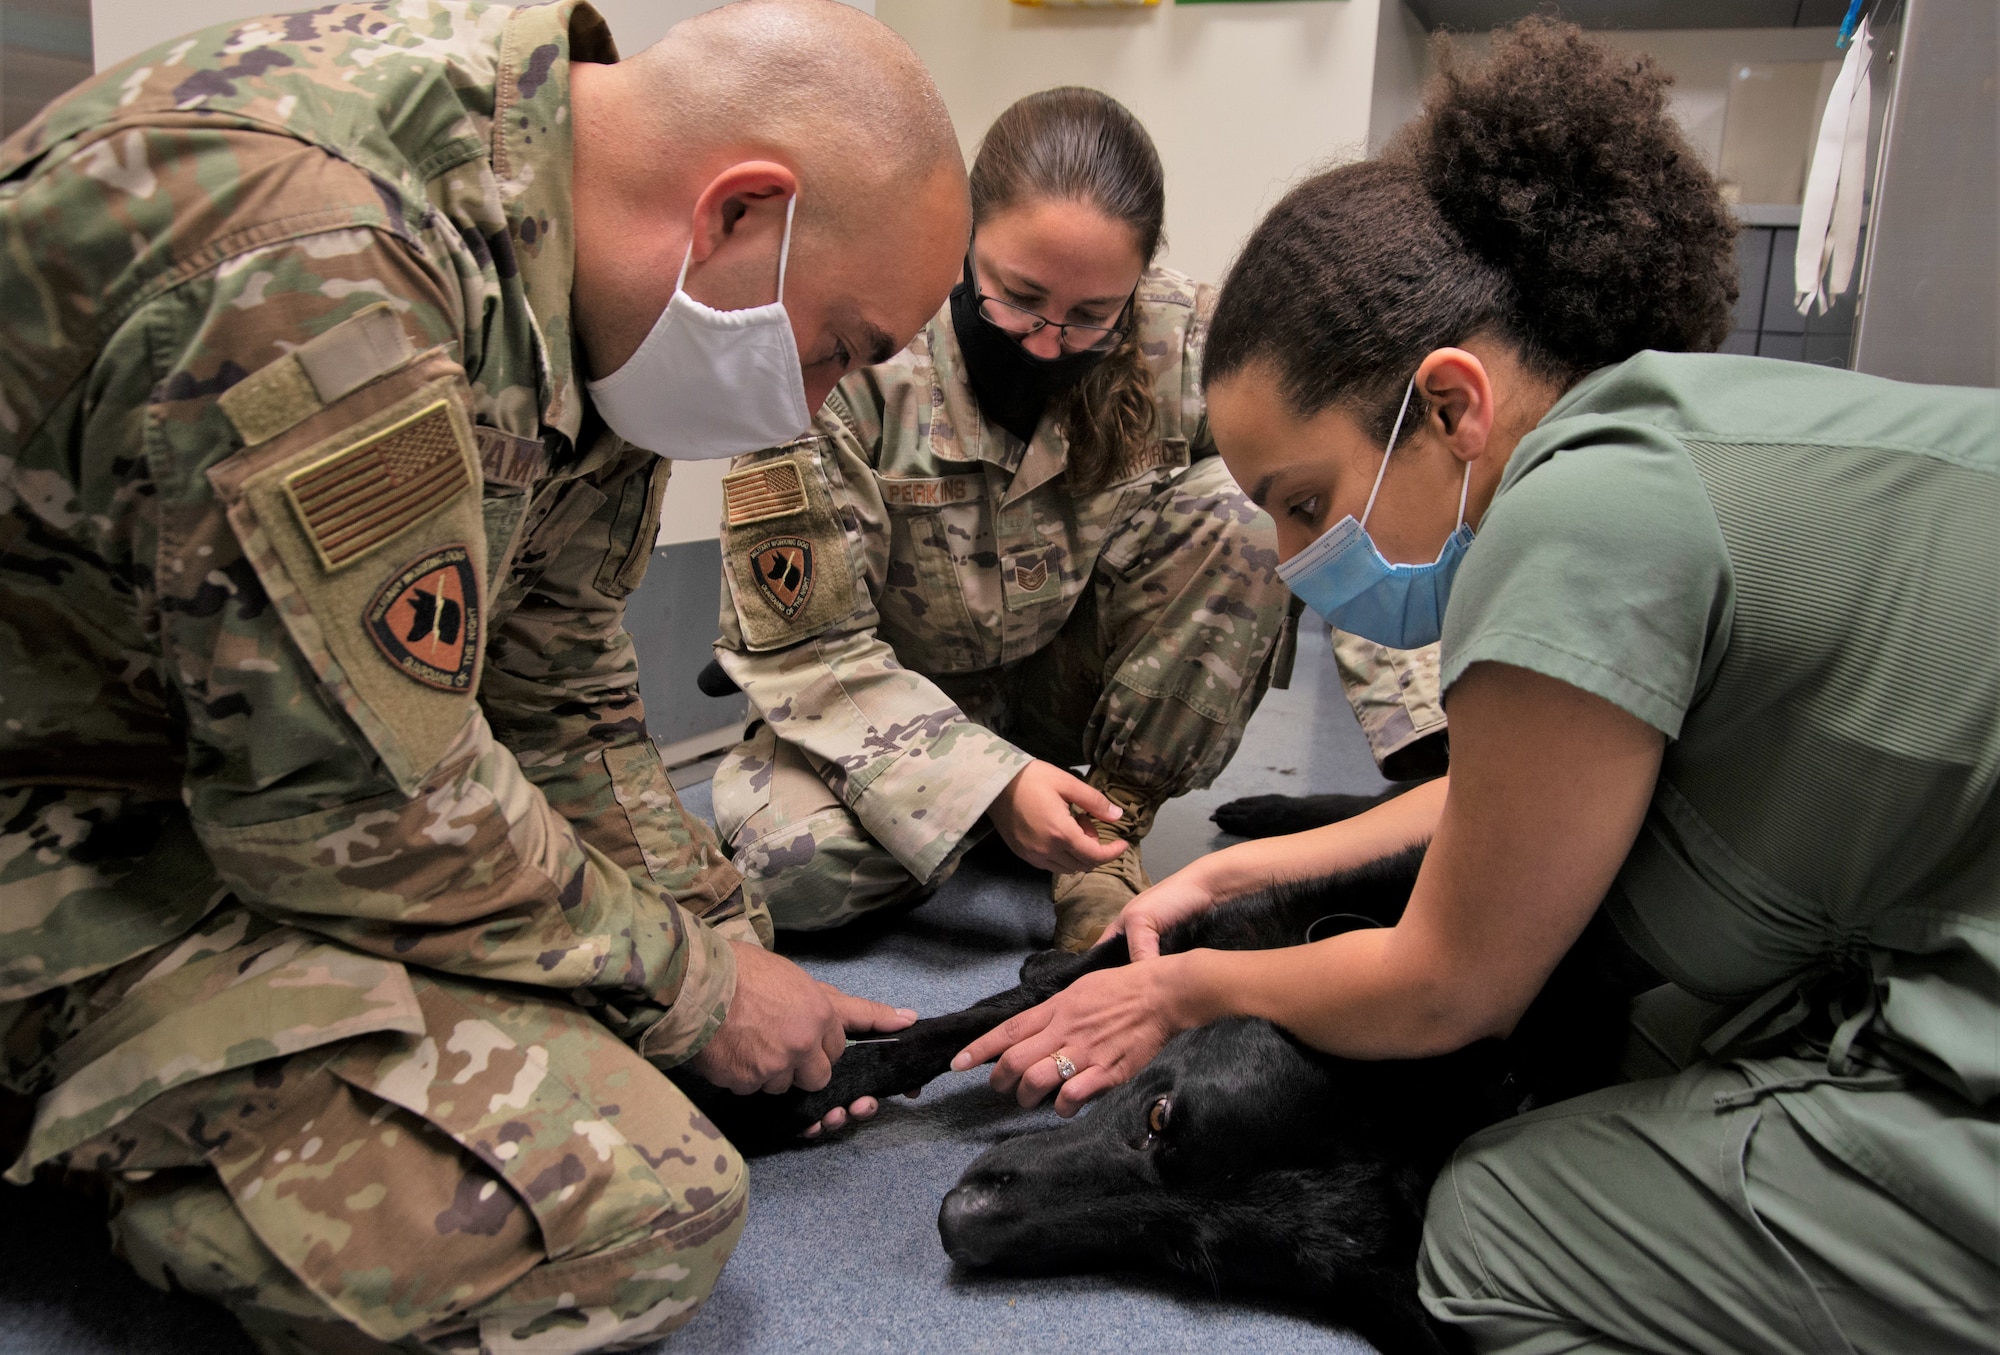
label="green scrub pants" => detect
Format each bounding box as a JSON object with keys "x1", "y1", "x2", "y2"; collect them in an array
[{"x1": 1417, "y1": 1058, "x2": 1999, "y2": 1354}]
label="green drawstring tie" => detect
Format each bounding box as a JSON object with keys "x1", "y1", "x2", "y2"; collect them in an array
[
  {"x1": 1711, "y1": 1068, "x2": 1906, "y2": 1110},
  {"x1": 1705, "y1": 947, "x2": 1901, "y2": 1109},
  {"x1": 1824, "y1": 971, "x2": 1880, "y2": 1077},
  {"x1": 1699, "y1": 965, "x2": 1827, "y2": 1060}
]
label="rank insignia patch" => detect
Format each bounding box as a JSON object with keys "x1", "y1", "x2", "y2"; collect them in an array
[
  {"x1": 365, "y1": 545, "x2": 481, "y2": 691},
  {"x1": 750, "y1": 536, "x2": 815, "y2": 620}
]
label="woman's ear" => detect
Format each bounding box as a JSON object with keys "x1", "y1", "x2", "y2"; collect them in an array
[{"x1": 1414, "y1": 348, "x2": 1496, "y2": 463}]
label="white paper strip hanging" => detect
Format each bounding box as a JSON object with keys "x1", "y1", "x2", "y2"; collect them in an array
[{"x1": 1795, "y1": 17, "x2": 1874, "y2": 316}]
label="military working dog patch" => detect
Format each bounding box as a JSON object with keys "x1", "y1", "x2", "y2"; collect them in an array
[
  {"x1": 365, "y1": 544, "x2": 481, "y2": 691},
  {"x1": 750, "y1": 536, "x2": 815, "y2": 621},
  {"x1": 284, "y1": 400, "x2": 473, "y2": 570}
]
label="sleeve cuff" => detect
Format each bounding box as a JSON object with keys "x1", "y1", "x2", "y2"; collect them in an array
[
  {"x1": 854, "y1": 726, "x2": 1033, "y2": 883},
  {"x1": 1441, "y1": 631, "x2": 1689, "y2": 739},
  {"x1": 636, "y1": 910, "x2": 738, "y2": 1068}
]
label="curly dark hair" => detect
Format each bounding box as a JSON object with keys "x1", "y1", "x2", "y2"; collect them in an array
[
  {"x1": 971, "y1": 87, "x2": 1165, "y2": 494},
  {"x1": 1204, "y1": 18, "x2": 1738, "y2": 441}
]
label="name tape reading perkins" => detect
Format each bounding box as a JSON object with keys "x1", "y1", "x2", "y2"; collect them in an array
[{"x1": 878, "y1": 474, "x2": 980, "y2": 509}]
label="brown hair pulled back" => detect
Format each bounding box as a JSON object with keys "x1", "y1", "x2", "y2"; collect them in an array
[
  {"x1": 970, "y1": 87, "x2": 1165, "y2": 494},
  {"x1": 1204, "y1": 18, "x2": 1738, "y2": 442}
]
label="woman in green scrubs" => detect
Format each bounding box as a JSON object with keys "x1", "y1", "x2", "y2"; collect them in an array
[{"x1": 955, "y1": 20, "x2": 1998, "y2": 1351}]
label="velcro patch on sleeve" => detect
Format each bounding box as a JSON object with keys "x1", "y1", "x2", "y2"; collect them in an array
[
  {"x1": 723, "y1": 461, "x2": 809, "y2": 526},
  {"x1": 284, "y1": 400, "x2": 474, "y2": 570},
  {"x1": 293, "y1": 302, "x2": 413, "y2": 404},
  {"x1": 722, "y1": 451, "x2": 856, "y2": 651},
  {"x1": 212, "y1": 372, "x2": 488, "y2": 792},
  {"x1": 218, "y1": 302, "x2": 417, "y2": 447},
  {"x1": 218, "y1": 354, "x2": 322, "y2": 447}
]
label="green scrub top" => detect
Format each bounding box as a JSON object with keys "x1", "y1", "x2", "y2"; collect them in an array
[{"x1": 1440, "y1": 352, "x2": 1999, "y2": 1256}]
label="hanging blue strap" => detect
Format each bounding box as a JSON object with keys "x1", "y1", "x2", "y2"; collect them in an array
[{"x1": 1837, "y1": 0, "x2": 1868, "y2": 48}]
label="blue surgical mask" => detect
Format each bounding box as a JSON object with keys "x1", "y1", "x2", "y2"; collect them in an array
[{"x1": 1275, "y1": 377, "x2": 1474, "y2": 649}]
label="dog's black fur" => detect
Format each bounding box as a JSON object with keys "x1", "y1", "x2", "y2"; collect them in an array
[{"x1": 670, "y1": 847, "x2": 1655, "y2": 1352}]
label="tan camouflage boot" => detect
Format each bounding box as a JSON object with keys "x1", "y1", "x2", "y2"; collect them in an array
[{"x1": 1050, "y1": 787, "x2": 1159, "y2": 953}]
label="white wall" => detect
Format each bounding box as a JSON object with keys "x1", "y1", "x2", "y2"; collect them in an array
[
  {"x1": 878, "y1": 0, "x2": 1384, "y2": 290},
  {"x1": 1366, "y1": 0, "x2": 1427, "y2": 154},
  {"x1": 92, "y1": 0, "x2": 868, "y2": 71},
  {"x1": 1425, "y1": 24, "x2": 1842, "y2": 181},
  {"x1": 1593, "y1": 27, "x2": 1841, "y2": 180}
]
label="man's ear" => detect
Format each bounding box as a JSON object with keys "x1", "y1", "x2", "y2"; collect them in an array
[
  {"x1": 1414, "y1": 347, "x2": 1495, "y2": 464},
  {"x1": 688, "y1": 161, "x2": 799, "y2": 265}
]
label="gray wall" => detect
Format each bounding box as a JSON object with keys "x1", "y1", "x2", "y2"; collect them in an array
[
  {"x1": 2, "y1": 0, "x2": 91, "y2": 137},
  {"x1": 627, "y1": 539, "x2": 746, "y2": 749},
  {"x1": 1723, "y1": 224, "x2": 1859, "y2": 367},
  {"x1": 1852, "y1": 0, "x2": 1999, "y2": 387}
]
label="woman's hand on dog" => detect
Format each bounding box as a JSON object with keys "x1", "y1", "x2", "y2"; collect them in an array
[
  {"x1": 1098, "y1": 865, "x2": 1223, "y2": 960},
  {"x1": 687, "y1": 942, "x2": 918, "y2": 1136},
  {"x1": 951, "y1": 958, "x2": 1200, "y2": 1116}
]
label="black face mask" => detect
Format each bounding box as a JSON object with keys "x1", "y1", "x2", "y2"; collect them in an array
[{"x1": 948, "y1": 261, "x2": 1116, "y2": 446}]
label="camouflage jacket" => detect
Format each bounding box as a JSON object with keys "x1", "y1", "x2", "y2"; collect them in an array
[
  {"x1": 715, "y1": 270, "x2": 1215, "y2": 882},
  {"x1": 0, "y1": 1, "x2": 746, "y2": 1139}
]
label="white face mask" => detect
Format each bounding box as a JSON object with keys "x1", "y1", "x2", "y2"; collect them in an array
[{"x1": 586, "y1": 195, "x2": 813, "y2": 460}]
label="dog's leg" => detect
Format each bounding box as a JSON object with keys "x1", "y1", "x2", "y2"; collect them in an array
[
  {"x1": 1210, "y1": 785, "x2": 1424, "y2": 838},
  {"x1": 673, "y1": 944, "x2": 1130, "y2": 1151}
]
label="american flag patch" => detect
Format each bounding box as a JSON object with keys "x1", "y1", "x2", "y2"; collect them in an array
[
  {"x1": 283, "y1": 401, "x2": 472, "y2": 571},
  {"x1": 723, "y1": 461, "x2": 809, "y2": 527}
]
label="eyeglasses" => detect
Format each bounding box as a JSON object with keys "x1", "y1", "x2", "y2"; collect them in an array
[{"x1": 971, "y1": 266, "x2": 1134, "y2": 353}]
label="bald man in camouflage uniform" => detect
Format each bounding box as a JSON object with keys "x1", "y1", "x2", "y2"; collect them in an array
[
  {"x1": 0, "y1": 2, "x2": 965, "y2": 1351},
  {"x1": 712, "y1": 269, "x2": 1303, "y2": 948}
]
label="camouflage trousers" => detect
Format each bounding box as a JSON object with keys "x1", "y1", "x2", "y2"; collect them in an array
[
  {"x1": 1331, "y1": 630, "x2": 1447, "y2": 779},
  {"x1": 715, "y1": 456, "x2": 1294, "y2": 931},
  {"x1": 3, "y1": 914, "x2": 747, "y2": 1355}
]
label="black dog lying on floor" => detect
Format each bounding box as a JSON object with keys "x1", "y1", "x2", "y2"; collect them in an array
[{"x1": 672, "y1": 846, "x2": 1656, "y2": 1353}]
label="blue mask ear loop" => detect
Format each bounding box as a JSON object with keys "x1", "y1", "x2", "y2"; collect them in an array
[
  {"x1": 1356, "y1": 377, "x2": 1417, "y2": 532},
  {"x1": 673, "y1": 193, "x2": 799, "y2": 303},
  {"x1": 1356, "y1": 376, "x2": 1471, "y2": 544}
]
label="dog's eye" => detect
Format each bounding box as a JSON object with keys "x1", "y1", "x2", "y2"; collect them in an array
[{"x1": 1146, "y1": 1097, "x2": 1172, "y2": 1138}]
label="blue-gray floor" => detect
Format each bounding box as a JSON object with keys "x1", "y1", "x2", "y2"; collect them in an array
[{"x1": 0, "y1": 626, "x2": 1388, "y2": 1355}]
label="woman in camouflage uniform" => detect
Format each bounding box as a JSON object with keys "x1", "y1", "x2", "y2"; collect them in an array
[{"x1": 710, "y1": 89, "x2": 1294, "y2": 951}]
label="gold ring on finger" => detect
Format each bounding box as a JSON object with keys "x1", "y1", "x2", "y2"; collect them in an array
[{"x1": 1051, "y1": 1052, "x2": 1078, "y2": 1081}]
